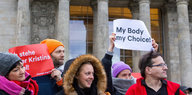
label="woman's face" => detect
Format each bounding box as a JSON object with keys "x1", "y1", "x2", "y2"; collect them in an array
[
  {"x1": 76, "y1": 63, "x2": 94, "y2": 88},
  {"x1": 7, "y1": 62, "x2": 25, "y2": 81},
  {"x1": 117, "y1": 69, "x2": 132, "y2": 79}
]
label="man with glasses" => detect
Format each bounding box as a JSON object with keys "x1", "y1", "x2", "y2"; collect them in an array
[{"x1": 125, "y1": 51, "x2": 185, "y2": 95}]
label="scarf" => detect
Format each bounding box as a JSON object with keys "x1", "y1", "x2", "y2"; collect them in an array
[
  {"x1": 13, "y1": 78, "x2": 38, "y2": 95},
  {"x1": 0, "y1": 75, "x2": 25, "y2": 95},
  {"x1": 112, "y1": 76, "x2": 136, "y2": 95},
  {"x1": 0, "y1": 72, "x2": 38, "y2": 95}
]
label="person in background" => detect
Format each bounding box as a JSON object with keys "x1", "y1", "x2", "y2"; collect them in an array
[
  {"x1": 59, "y1": 54, "x2": 110, "y2": 95},
  {"x1": 112, "y1": 61, "x2": 136, "y2": 95},
  {"x1": 33, "y1": 39, "x2": 64, "y2": 95},
  {"x1": 125, "y1": 51, "x2": 185, "y2": 95},
  {"x1": 101, "y1": 33, "x2": 159, "y2": 95},
  {"x1": 0, "y1": 53, "x2": 39, "y2": 95},
  {"x1": 41, "y1": 39, "x2": 65, "y2": 72},
  {"x1": 180, "y1": 86, "x2": 192, "y2": 95}
]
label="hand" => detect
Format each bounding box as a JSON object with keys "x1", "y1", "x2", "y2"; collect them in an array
[
  {"x1": 51, "y1": 69, "x2": 62, "y2": 82},
  {"x1": 108, "y1": 33, "x2": 116, "y2": 52},
  {"x1": 152, "y1": 38, "x2": 158, "y2": 51}
]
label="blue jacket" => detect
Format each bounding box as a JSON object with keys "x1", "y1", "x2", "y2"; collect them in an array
[{"x1": 32, "y1": 74, "x2": 62, "y2": 95}]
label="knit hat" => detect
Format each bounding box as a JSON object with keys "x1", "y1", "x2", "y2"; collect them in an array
[
  {"x1": 0, "y1": 53, "x2": 21, "y2": 76},
  {"x1": 40, "y1": 39, "x2": 64, "y2": 54},
  {"x1": 112, "y1": 61, "x2": 132, "y2": 77}
]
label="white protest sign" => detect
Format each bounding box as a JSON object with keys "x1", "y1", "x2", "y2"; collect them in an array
[{"x1": 113, "y1": 19, "x2": 152, "y2": 51}]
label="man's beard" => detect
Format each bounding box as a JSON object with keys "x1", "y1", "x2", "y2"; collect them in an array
[{"x1": 52, "y1": 57, "x2": 64, "y2": 68}]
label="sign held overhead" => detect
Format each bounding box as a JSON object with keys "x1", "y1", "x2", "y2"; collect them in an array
[{"x1": 113, "y1": 19, "x2": 153, "y2": 51}]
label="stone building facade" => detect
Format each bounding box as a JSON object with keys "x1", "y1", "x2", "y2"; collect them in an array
[{"x1": 0, "y1": 0, "x2": 191, "y2": 86}]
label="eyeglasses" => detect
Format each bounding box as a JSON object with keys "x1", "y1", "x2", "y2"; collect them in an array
[{"x1": 150, "y1": 63, "x2": 167, "y2": 67}]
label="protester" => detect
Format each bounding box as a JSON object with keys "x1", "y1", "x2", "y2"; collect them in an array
[
  {"x1": 112, "y1": 61, "x2": 136, "y2": 95},
  {"x1": 57, "y1": 33, "x2": 158, "y2": 95},
  {"x1": 125, "y1": 51, "x2": 185, "y2": 95},
  {"x1": 101, "y1": 33, "x2": 159, "y2": 95},
  {"x1": 112, "y1": 61, "x2": 133, "y2": 79},
  {"x1": 180, "y1": 86, "x2": 192, "y2": 95},
  {"x1": 41, "y1": 39, "x2": 65, "y2": 72},
  {"x1": 0, "y1": 53, "x2": 39, "y2": 95},
  {"x1": 32, "y1": 39, "x2": 64, "y2": 95},
  {"x1": 57, "y1": 54, "x2": 110, "y2": 95}
]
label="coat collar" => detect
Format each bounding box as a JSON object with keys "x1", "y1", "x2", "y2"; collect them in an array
[{"x1": 63, "y1": 54, "x2": 107, "y2": 95}]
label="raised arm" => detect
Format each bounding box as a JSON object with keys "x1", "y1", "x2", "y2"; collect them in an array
[{"x1": 101, "y1": 33, "x2": 116, "y2": 95}]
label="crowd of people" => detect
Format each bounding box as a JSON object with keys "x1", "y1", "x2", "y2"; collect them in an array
[{"x1": 0, "y1": 33, "x2": 191, "y2": 95}]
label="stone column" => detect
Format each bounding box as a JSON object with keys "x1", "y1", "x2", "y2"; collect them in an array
[
  {"x1": 129, "y1": 2, "x2": 140, "y2": 72},
  {"x1": 57, "y1": 0, "x2": 70, "y2": 62},
  {"x1": 164, "y1": 4, "x2": 181, "y2": 84},
  {"x1": 92, "y1": 0, "x2": 109, "y2": 60},
  {"x1": 190, "y1": 7, "x2": 192, "y2": 53},
  {"x1": 91, "y1": 1, "x2": 98, "y2": 50},
  {"x1": 139, "y1": 0, "x2": 151, "y2": 33},
  {"x1": 16, "y1": 0, "x2": 30, "y2": 46},
  {"x1": 130, "y1": 0, "x2": 151, "y2": 72},
  {"x1": 139, "y1": 0, "x2": 151, "y2": 56},
  {"x1": 176, "y1": 0, "x2": 192, "y2": 86},
  {"x1": 130, "y1": 2, "x2": 139, "y2": 20}
]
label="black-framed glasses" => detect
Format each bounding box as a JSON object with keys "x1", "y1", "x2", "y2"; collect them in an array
[{"x1": 150, "y1": 63, "x2": 167, "y2": 67}]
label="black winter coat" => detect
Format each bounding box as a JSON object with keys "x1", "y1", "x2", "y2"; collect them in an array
[{"x1": 101, "y1": 53, "x2": 115, "y2": 95}]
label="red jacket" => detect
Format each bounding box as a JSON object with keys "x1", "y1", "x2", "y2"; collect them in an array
[{"x1": 125, "y1": 78, "x2": 185, "y2": 95}]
